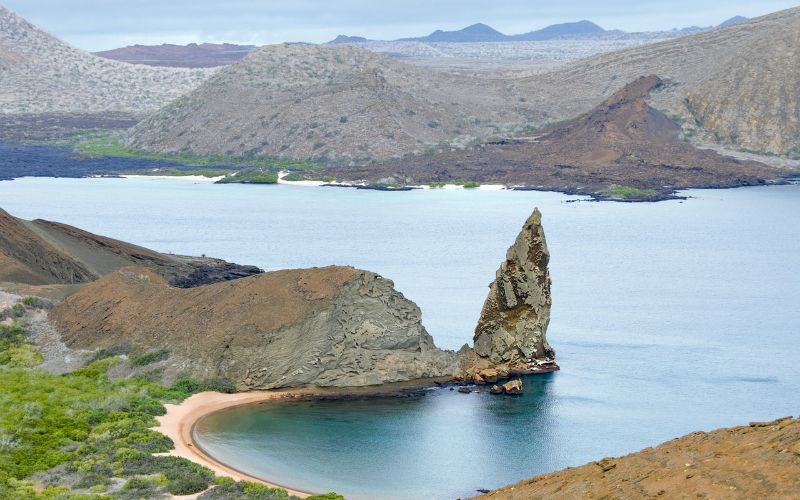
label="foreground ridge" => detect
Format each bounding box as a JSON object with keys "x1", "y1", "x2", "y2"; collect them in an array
[{"x1": 477, "y1": 416, "x2": 800, "y2": 499}]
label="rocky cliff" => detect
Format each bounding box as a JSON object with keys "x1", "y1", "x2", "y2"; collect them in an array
[
  {"x1": 462, "y1": 208, "x2": 557, "y2": 378},
  {"x1": 51, "y1": 266, "x2": 458, "y2": 389}
]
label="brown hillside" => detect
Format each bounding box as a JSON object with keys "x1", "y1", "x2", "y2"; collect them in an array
[
  {"x1": 0, "y1": 208, "x2": 260, "y2": 287},
  {"x1": 51, "y1": 265, "x2": 459, "y2": 388},
  {"x1": 517, "y1": 7, "x2": 800, "y2": 155},
  {"x1": 126, "y1": 8, "x2": 800, "y2": 161},
  {"x1": 323, "y1": 76, "x2": 781, "y2": 198},
  {"x1": 478, "y1": 416, "x2": 800, "y2": 499},
  {"x1": 125, "y1": 43, "x2": 541, "y2": 162}
]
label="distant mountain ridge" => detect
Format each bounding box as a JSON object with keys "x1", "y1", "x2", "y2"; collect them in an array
[{"x1": 328, "y1": 17, "x2": 746, "y2": 43}]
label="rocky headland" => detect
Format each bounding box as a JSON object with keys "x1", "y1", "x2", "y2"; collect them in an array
[
  {"x1": 51, "y1": 266, "x2": 459, "y2": 389},
  {"x1": 1, "y1": 204, "x2": 555, "y2": 391}
]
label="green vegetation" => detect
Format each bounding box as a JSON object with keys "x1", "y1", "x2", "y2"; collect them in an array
[
  {"x1": 199, "y1": 477, "x2": 344, "y2": 499},
  {"x1": 428, "y1": 181, "x2": 447, "y2": 189},
  {"x1": 129, "y1": 348, "x2": 170, "y2": 367},
  {"x1": 461, "y1": 181, "x2": 481, "y2": 189},
  {"x1": 602, "y1": 185, "x2": 659, "y2": 199},
  {"x1": 20, "y1": 296, "x2": 52, "y2": 309},
  {"x1": 0, "y1": 302, "x2": 342, "y2": 499},
  {"x1": 216, "y1": 169, "x2": 279, "y2": 184},
  {"x1": 64, "y1": 130, "x2": 322, "y2": 172}
]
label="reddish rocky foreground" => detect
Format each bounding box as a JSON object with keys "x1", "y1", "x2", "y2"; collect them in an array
[{"x1": 477, "y1": 416, "x2": 800, "y2": 499}]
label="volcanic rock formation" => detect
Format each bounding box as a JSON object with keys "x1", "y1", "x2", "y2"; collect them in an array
[
  {"x1": 325, "y1": 75, "x2": 779, "y2": 198},
  {"x1": 463, "y1": 208, "x2": 557, "y2": 378},
  {"x1": 51, "y1": 266, "x2": 459, "y2": 388}
]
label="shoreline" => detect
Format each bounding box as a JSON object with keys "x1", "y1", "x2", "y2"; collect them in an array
[
  {"x1": 153, "y1": 378, "x2": 454, "y2": 497},
  {"x1": 154, "y1": 390, "x2": 317, "y2": 497}
]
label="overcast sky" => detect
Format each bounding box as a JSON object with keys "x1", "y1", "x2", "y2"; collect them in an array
[{"x1": 4, "y1": 0, "x2": 799, "y2": 51}]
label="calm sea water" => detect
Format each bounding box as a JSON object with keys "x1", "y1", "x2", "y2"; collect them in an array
[{"x1": 1, "y1": 177, "x2": 798, "y2": 499}]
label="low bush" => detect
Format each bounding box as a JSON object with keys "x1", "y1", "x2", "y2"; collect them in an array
[
  {"x1": 130, "y1": 347, "x2": 169, "y2": 367},
  {"x1": 20, "y1": 296, "x2": 53, "y2": 309}
]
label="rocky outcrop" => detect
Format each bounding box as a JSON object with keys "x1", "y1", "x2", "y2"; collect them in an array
[
  {"x1": 464, "y1": 208, "x2": 557, "y2": 377},
  {"x1": 51, "y1": 266, "x2": 458, "y2": 389},
  {"x1": 477, "y1": 416, "x2": 800, "y2": 499}
]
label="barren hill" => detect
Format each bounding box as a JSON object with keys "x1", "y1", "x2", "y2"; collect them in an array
[
  {"x1": 517, "y1": 7, "x2": 800, "y2": 155},
  {"x1": 0, "y1": 208, "x2": 260, "y2": 287},
  {"x1": 125, "y1": 43, "x2": 539, "y2": 161},
  {"x1": 127, "y1": 7, "x2": 800, "y2": 161},
  {"x1": 93, "y1": 43, "x2": 256, "y2": 68},
  {"x1": 0, "y1": 5, "x2": 210, "y2": 114},
  {"x1": 323, "y1": 76, "x2": 780, "y2": 198},
  {"x1": 52, "y1": 265, "x2": 458, "y2": 388},
  {"x1": 479, "y1": 416, "x2": 800, "y2": 499}
]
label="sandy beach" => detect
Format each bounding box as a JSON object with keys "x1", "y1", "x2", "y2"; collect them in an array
[
  {"x1": 154, "y1": 390, "x2": 318, "y2": 498},
  {"x1": 152, "y1": 379, "x2": 451, "y2": 497}
]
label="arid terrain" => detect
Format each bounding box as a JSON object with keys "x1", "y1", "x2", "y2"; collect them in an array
[
  {"x1": 0, "y1": 207, "x2": 261, "y2": 288},
  {"x1": 322, "y1": 75, "x2": 782, "y2": 199},
  {"x1": 124, "y1": 43, "x2": 542, "y2": 161},
  {"x1": 0, "y1": 5, "x2": 210, "y2": 115},
  {"x1": 126, "y1": 7, "x2": 800, "y2": 166},
  {"x1": 479, "y1": 416, "x2": 800, "y2": 499}
]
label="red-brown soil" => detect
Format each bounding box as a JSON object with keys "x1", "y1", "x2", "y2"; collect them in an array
[{"x1": 479, "y1": 416, "x2": 800, "y2": 499}]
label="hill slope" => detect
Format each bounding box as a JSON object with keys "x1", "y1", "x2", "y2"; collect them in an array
[
  {"x1": 479, "y1": 416, "x2": 800, "y2": 499},
  {"x1": 129, "y1": 7, "x2": 800, "y2": 161},
  {"x1": 516, "y1": 7, "x2": 800, "y2": 154},
  {"x1": 0, "y1": 208, "x2": 260, "y2": 287},
  {"x1": 125, "y1": 43, "x2": 538, "y2": 161},
  {"x1": 0, "y1": 5, "x2": 209, "y2": 114},
  {"x1": 322, "y1": 76, "x2": 779, "y2": 197}
]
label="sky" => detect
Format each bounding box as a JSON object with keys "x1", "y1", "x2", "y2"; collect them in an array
[{"x1": 3, "y1": 0, "x2": 799, "y2": 51}]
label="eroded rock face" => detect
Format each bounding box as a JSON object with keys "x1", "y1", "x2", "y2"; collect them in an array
[
  {"x1": 468, "y1": 208, "x2": 557, "y2": 375},
  {"x1": 52, "y1": 266, "x2": 458, "y2": 389}
]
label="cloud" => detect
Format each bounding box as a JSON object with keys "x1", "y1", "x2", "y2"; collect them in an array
[{"x1": 3, "y1": 0, "x2": 798, "y2": 50}]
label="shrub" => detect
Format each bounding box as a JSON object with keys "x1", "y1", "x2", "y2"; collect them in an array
[
  {"x1": 88, "y1": 344, "x2": 129, "y2": 363},
  {"x1": 461, "y1": 181, "x2": 480, "y2": 189},
  {"x1": 123, "y1": 455, "x2": 213, "y2": 495},
  {"x1": 130, "y1": 347, "x2": 169, "y2": 367},
  {"x1": 199, "y1": 480, "x2": 296, "y2": 499},
  {"x1": 20, "y1": 296, "x2": 53, "y2": 309}
]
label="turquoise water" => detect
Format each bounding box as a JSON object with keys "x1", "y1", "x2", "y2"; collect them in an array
[{"x1": 1, "y1": 178, "x2": 799, "y2": 499}]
